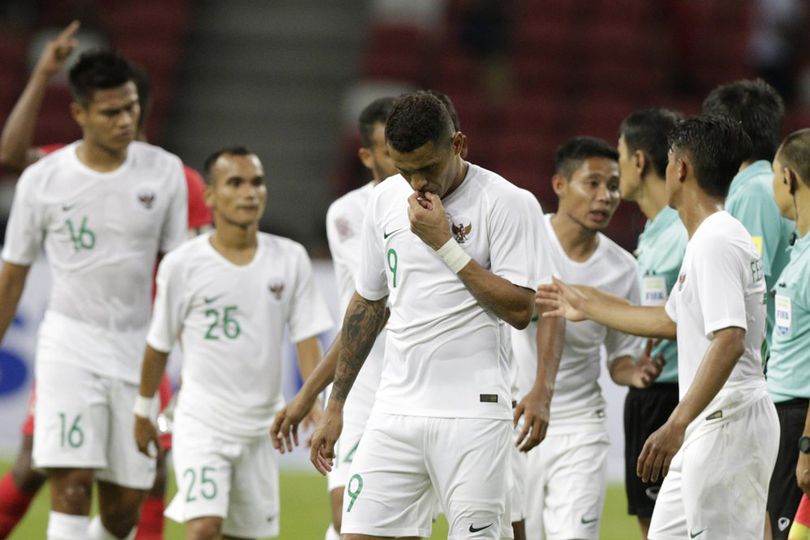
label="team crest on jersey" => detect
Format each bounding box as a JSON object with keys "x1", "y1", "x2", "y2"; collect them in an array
[
  {"x1": 268, "y1": 282, "x2": 284, "y2": 300},
  {"x1": 137, "y1": 189, "x2": 156, "y2": 209},
  {"x1": 450, "y1": 216, "x2": 473, "y2": 244},
  {"x1": 335, "y1": 216, "x2": 354, "y2": 241}
]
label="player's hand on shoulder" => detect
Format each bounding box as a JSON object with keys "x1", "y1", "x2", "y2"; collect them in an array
[
  {"x1": 309, "y1": 404, "x2": 344, "y2": 476},
  {"x1": 514, "y1": 391, "x2": 551, "y2": 453},
  {"x1": 133, "y1": 415, "x2": 161, "y2": 458},
  {"x1": 35, "y1": 20, "x2": 80, "y2": 79},
  {"x1": 407, "y1": 191, "x2": 451, "y2": 250}
]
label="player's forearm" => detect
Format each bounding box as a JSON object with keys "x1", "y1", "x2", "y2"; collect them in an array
[
  {"x1": 0, "y1": 71, "x2": 50, "y2": 173},
  {"x1": 804, "y1": 402, "x2": 810, "y2": 437},
  {"x1": 0, "y1": 262, "x2": 29, "y2": 343},
  {"x1": 328, "y1": 293, "x2": 387, "y2": 408},
  {"x1": 585, "y1": 300, "x2": 676, "y2": 340},
  {"x1": 529, "y1": 307, "x2": 565, "y2": 401},
  {"x1": 667, "y1": 328, "x2": 745, "y2": 428},
  {"x1": 457, "y1": 260, "x2": 534, "y2": 329},
  {"x1": 138, "y1": 345, "x2": 169, "y2": 399},
  {"x1": 295, "y1": 336, "x2": 323, "y2": 382},
  {"x1": 607, "y1": 356, "x2": 638, "y2": 387}
]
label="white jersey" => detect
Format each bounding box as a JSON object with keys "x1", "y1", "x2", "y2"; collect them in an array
[
  {"x1": 356, "y1": 163, "x2": 543, "y2": 420},
  {"x1": 325, "y1": 181, "x2": 384, "y2": 415},
  {"x1": 2, "y1": 141, "x2": 187, "y2": 382},
  {"x1": 664, "y1": 211, "x2": 768, "y2": 428},
  {"x1": 147, "y1": 232, "x2": 333, "y2": 440},
  {"x1": 513, "y1": 214, "x2": 643, "y2": 429}
]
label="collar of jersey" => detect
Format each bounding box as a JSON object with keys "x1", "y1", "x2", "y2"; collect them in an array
[{"x1": 644, "y1": 206, "x2": 680, "y2": 238}]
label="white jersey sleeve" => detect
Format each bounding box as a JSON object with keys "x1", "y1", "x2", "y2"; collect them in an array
[
  {"x1": 693, "y1": 233, "x2": 750, "y2": 335},
  {"x1": 325, "y1": 189, "x2": 365, "y2": 314},
  {"x1": 2, "y1": 171, "x2": 44, "y2": 265},
  {"x1": 288, "y1": 244, "x2": 334, "y2": 342},
  {"x1": 147, "y1": 252, "x2": 188, "y2": 353},
  {"x1": 355, "y1": 194, "x2": 388, "y2": 301},
  {"x1": 159, "y1": 157, "x2": 188, "y2": 254},
  {"x1": 488, "y1": 187, "x2": 544, "y2": 289},
  {"x1": 604, "y1": 275, "x2": 643, "y2": 361}
]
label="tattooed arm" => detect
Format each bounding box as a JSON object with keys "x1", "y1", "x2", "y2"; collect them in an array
[{"x1": 309, "y1": 292, "x2": 388, "y2": 474}]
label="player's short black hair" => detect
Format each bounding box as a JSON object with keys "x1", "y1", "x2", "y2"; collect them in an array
[
  {"x1": 358, "y1": 97, "x2": 395, "y2": 148},
  {"x1": 554, "y1": 136, "x2": 619, "y2": 179},
  {"x1": 68, "y1": 50, "x2": 136, "y2": 106},
  {"x1": 619, "y1": 108, "x2": 683, "y2": 179},
  {"x1": 668, "y1": 115, "x2": 752, "y2": 199},
  {"x1": 130, "y1": 64, "x2": 151, "y2": 130},
  {"x1": 426, "y1": 90, "x2": 461, "y2": 131},
  {"x1": 777, "y1": 129, "x2": 810, "y2": 187},
  {"x1": 203, "y1": 146, "x2": 256, "y2": 183},
  {"x1": 702, "y1": 78, "x2": 784, "y2": 163},
  {"x1": 385, "y1": 91, "x2": 455, "y2": 153}
]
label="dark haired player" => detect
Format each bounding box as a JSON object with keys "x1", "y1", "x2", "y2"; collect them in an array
[
  {"x1": 538, "y1": 116, "x2": 779, "y2": 539},
  {"x1": 0, "y1": 50, "x2": 187, "y2": 539}
]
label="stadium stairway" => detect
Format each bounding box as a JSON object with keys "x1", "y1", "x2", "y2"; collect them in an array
[{"x1": 167, "y1": 0, "x2": 368, "y2": 245}]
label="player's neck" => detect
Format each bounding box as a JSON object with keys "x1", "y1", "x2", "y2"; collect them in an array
[
  {"x1": 636, "y1": 175, "x2": 668, "y2": 221},
  {"x1": 76, "y1": 140, "x2": 128, "y2": 172},
  {"x1": 210, "y1": 222, "x2": 258, "y2": 265},
  {"x1": 443, "y1": 160, "x2": 469, "y2": 199},
  {"x1": 676, "y1": 188, "x2": 723, "y2": 238},
  {"x1": 797, "y1": 191, "x2": 810, "y2": 236},
  {"x1": 550, "y1": 212, "x2": 599, "y2": 262}
]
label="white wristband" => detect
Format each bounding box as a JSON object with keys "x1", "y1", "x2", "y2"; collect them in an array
[
  {"x1": 133, "y1": 395, "x2": 154, "y2": 418},
  {"x1": 436, "y1": 238, "x2": 471, "y2": 273}
]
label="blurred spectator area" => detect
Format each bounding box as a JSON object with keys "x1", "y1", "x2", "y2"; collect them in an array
[
  {"x1": 0, "y1": 0, "x2": 192, "y2": 148},
  {"x1": 339, "y1": 0, "x2": 810, "y2": 250}
]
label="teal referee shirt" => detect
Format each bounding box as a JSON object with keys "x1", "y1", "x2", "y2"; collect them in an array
[
  {"x1": 634, "y1": 206, "x2": 687, "y2": 384},
  {"x1": 766, "y1": 231, "x2": 810, "y2": 402}
]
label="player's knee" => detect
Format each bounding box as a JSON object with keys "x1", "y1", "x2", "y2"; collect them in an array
[
  {"x1": 49, "y1": 469, "x2": 94, "y2": 512},
  {"x1": 185, "y1": 516, "x2": 223, "y2": 540}
]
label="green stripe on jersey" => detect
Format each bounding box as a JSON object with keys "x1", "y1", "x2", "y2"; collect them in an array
[
  {"x1": 635, "y1": 207, "x2": 687, "y2": 384},
  {"x1": 766, "y1": 232, "x2": 810, "y2": 402}
]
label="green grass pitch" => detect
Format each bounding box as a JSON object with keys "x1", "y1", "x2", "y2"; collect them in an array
[{"x1": 1, "y1": 461, "x2": 639, "y2": 539}]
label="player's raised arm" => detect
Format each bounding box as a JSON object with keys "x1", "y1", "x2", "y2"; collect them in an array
[
  {"x1": 409, "y1": 191, "x2": 534, "y2": 329},
  {"x1": 538, "y1": 277, "x2": 677, "y2": 340},
  {"x1": 0, "y1": 20, "x2": 79, "y2": 172}
]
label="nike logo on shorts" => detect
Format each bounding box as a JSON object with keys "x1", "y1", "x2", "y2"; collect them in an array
[
  {"x1": 204, "y1": 294, "x2": 224, "y2": 304},
  {"x1": 580, "y1": 516, "x2": 598, "y2": 525},
  {"x1": 469, "y1": 523, "x2": 492, "y2": 533}
]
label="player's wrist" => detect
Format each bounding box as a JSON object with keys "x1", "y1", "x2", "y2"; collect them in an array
[
  {"x1": 435, "y1": 238, "x2": 471, "y2": 273},
  {"x1": 133, "y1": 394, "x2": 155, "y2": 418}
]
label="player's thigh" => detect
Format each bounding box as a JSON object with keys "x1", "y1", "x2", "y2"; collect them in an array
[
  {"x1": 165, "y1": 413, "x2": 233, "y2": 527},
  {"x1": 681, "y1": 397, "x2": 779, "y2": 540},
  {"x1": 624, "y1": 385, "x2": 678, "y2": 518},
  {"x1": 768, "y1": 398, "x2": 807, "y2": 539},
  {"x1": 507, "y1": 442, "x2": 527, "y2": 534},
  {"x1": 427, "y1": 417, "x2": 511, "y2": 540},
  {"x1": 541, "y1": 429, "x2": 609, "y2": 540},
  {"x1": 341, "y1": 413, "x2": 435, "y2": 539},
  {"x1": 647, "y1": 450, "x2": 686, "y2": 540},
  {"x1": 223, "y1": 435, "x2": 280, "y2": 539},
  {"x1": 33, "y1": 362, "x2": 107, "y2": 470},
  {"x1": 523, "y1": 445, "x2": 548, "y2": 540},
  {"x1": 96, "y1": 379, "x2": 157, "y2": 490}
]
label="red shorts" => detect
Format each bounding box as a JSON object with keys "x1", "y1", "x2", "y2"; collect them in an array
[{"x1": 21, "y1": 375, "x2": 174, "y2": 451}]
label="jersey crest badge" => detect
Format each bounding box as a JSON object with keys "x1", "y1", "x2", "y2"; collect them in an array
[
  {"x1": 335, "y1": 216, "x2": 353, "y2": 241},
  {"x1": 137, "y1": 189, "x2": 156, "y2": 209},
  {"x1": 451, "y1": 218, "x2": 472, "y2": 244},
  {"x1": 268, "y1": 282, "x2": 285, "y2": 300}
]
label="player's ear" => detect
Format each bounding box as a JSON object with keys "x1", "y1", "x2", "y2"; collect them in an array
[
  {"x1": 634, "y1": 150, "x2": 647, "y2": 177},
  {"x1": 551, "y1": 173, "x2": 567, "y2": 196},
  {"x1": 357, "y1": 147, "x2": 374, "y2": 170},
  {"x1": 203, "y1": 180, "x2": 215, "y2": 210},
  {"x1": 70, "y1": 101, "x2": 87, "y2": 128},
  {"x1": 451, "y1": 131, "x2": 465, "y2": 156}
]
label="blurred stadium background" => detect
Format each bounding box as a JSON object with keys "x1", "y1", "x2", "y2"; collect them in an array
[{"x1": 1, "y1": 0, "x2": 809, "y2": 537}]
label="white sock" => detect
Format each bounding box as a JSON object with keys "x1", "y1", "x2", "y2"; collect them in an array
[
  {"x1": 325, "y1": 523, "x2": 341, "y2": 540},
  {"x1": 88, "y1": 515, "x2": 136, "y2": 540},
  {"x1": 47, "y1": 512, "x2": 90, "y2": 540}
]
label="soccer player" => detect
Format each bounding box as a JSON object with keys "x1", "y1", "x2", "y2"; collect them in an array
[
  {"x1": 702, "y1": 79, "x2": 793, "y2": 359},
  {"x1": 0, "y1": 50, "x2": 187, "y2": 540},
  {"x1": 134, "y1": 147, "x2": 332, "y2": 540},
  {"x1": 0, "y1": 26, "x2": 210, "y2": 540},
  {"x1": 510, "y1": 136, "x2": 656, "y2": 540},
  {"x1": 767, "y1": 129, "x2": 810, "y2": 538},
  {"x1": 305, "y1": 91, "x2": 552, "y2": 539},
  {"x1": 538, "y1": 115, "x2": 780, "y2": 539},
  {"x1": 322, "y1": 96, "x2": 397, "y2": 540},
  {"x1": 617, "y1": 108, "x2": 686, "y2": 539}
]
